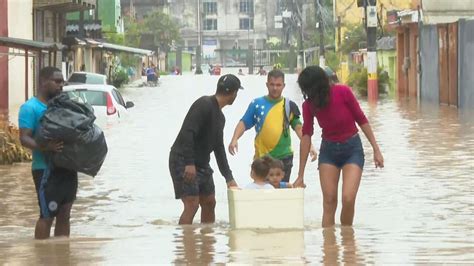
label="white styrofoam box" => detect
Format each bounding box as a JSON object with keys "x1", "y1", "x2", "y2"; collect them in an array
[
  {"x1": 228, "y1": 188, "x2": 304, "y2": 229},
  {"x1": 228, "y1": 230, "x2": 305, "y2": 260}
]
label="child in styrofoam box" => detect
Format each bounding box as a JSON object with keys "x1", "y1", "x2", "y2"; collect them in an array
[
  {"x1": 245, "y1": 156, "x2": 275, "y2": 190},
  {"x1": 267, "y1": 158, "x2": 294, "y2": 189}
]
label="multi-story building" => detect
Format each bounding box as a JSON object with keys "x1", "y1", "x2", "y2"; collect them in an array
[
  {"x1": 121, "y1": 0, "x2": 314, "y2": 66},
  {"x1": 169, "y1": 0, "x2": 313, "y2": 65},
  {"x1": 120, "y1": 0, "x2": 169, "y2": 21},
  {"x1": 0, "y1": 0, "x2": 96, "y2": 122}
]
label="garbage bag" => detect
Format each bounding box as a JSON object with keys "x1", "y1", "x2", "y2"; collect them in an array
[{"x1": 36, "y1": 93, "x2": 108, "y2": 176}]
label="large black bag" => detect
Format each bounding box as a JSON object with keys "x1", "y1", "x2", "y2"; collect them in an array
[{"x1": 36, "y1": 93, "x2": 108, "y2": 176}]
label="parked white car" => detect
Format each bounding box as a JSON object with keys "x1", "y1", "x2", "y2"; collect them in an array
[
  {"x1": 63, "y1": 84, "x2": 134, "y2": 124},
  {"x1": 67, "y1": 72, "x2": 108, "y2": 85}
]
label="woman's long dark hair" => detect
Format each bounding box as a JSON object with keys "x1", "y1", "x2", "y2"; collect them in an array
[{"x1": 297, "y1": 66, "x2": 331, "y2": 109}]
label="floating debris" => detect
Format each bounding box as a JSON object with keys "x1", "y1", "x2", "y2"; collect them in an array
[{"x1": 0, "y1": 121, "x2": 32, "y2": 165}]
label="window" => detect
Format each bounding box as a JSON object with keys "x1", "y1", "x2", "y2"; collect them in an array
[
  {"x1": 203, "y1": 1, "x2": 217, "y2": 15},
  {"x1": 68, "y1": 73, "x2": 106, "y2": 85},
  {"x1": 204, "y1": 19, "x2": 217, "y2": 31},
  {"x1": 112, "y1": 89, "x2": 126, "y2": 107},
  {"x1": 239, "y1": 0, "x2": 254, "y2": 14},
  {"x1": 66, "y1": 90, "x2": 106, "y2": 106},
  {"x1": 239, "y1": 18, "x2": 254, "y2": 30}
]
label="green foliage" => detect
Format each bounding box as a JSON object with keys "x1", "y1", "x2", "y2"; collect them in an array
[
  {"x1": 111, "y1": 68, "x2": 129, "y2": 88},
  {"x1": 104, "y1": 32, "x2": 125, "y2": 45},
  {"x1": 142, "y1": 10, "x2": 182, "y2": 52},
  {"x1": 106, "y1": 11, "x2": 180, "y2": 51},
  {"x1": 124, "y1": 17, "x2": 141, "y2": 48},
  {"x1": 347, "y1": 66, "x2": 389, "y2": 96},
  {"x1": 339, "y1": 23, "x2": 397, "y2": 55},
  {"x1": 325, "y1": 51, "x2": 340, "y2": 72},
  {"x1": 339, "y1": 24, "x2": 366, "y2": 55},
  {"x1": 273, "y1": 53, "x2": 289, "y2": 68},
  {"x1": 303, "y1": 0, "x2": 335, "y2": 49}
]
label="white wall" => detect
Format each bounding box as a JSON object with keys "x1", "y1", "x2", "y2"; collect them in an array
[
  {"x1": 423, "y1": 0, "x2": 474, "y2": 24},
  {"x1": 8, "y1": 0, "x2": 34, "y2": 125}
]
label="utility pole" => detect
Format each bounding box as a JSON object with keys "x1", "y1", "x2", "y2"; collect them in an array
[
  {"x1": 195, "y1": 0, "x2": 203, "y2": 74},
  {"x1": 316, "y1": 0, "x2": 325, "y2": 67},
  {"x1": 248, "y1": 0, "x2": 254, "y2": 74},
  {"x1": 365, "y1": 0, "x2": 378, "y2": 101},
  {"x1": 296, "y1": 0, "x2": 304, "y2": 72}
]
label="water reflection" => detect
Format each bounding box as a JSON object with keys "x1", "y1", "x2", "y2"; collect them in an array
[
  {"x1": 228, "y1": 229, "x2": 305, "y2": 264},
  {"x1": 0, "y1": 237, "x2": 112, "y2": 265},
  {"x1": 321, "y1": 226, "x2": 365, "y2": 265},
  {"x1": 173, "y1": 226, "x2": 216, "y2": 265}
]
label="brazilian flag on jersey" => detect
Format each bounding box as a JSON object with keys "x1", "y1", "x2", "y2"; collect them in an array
[{"x1": 241, "y1": 96, "x2": 302, "y2": 159}]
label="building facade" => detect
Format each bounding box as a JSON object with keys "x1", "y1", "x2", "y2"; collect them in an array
[
  {"x1": 0, "y1": 0, "x2": 96, "y2": 123},
  {"x1": 121, "y1": 0, "x2": 314, "y2": 67},
  {"x1": 392, "y1": 0, "x2": 474, "y2": 109}
]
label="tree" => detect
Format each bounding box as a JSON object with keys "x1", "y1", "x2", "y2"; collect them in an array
[
  {"x1": 303, "y1": 0, "x2": 335, "y2": 49},
  {"x1": 123, "y1": 17, "x2": 141, "y2": 48},
  {"x1": 106, "y1": 33, "x2": 125, "y2": 45},
  {"x1": 339, "y1": 23, "x2": 366, "y2": 54},
  {"x1": 142, "y1": 10, "x2": 181, "y2": 52}
]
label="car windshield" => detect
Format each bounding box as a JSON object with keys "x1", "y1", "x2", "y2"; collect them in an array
[
  {"x1": 68, "y1": 74, "x2": 105, "y2": 85},
  {"x1": 66, "y1": 90, "x2": 107, "y2": 106}
]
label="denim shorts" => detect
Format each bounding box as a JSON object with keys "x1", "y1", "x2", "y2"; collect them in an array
[{"x1": 318, "y1": 134, "x2": 365, "y2": 170}]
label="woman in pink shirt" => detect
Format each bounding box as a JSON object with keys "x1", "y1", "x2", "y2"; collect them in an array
[{"x1": 294, "y1": 66, "x2": 384, "y2": 228}]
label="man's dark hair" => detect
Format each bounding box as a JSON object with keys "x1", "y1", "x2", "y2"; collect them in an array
[
  {"x1": 251, "y1": 156, "x2": 273, "y2": 178},
  {"x1": 39, "y1": 66, "x2": 61, "y2": 80},
  {"x1": 267, "y1": 69, "x2": 285, "y2": 82}
]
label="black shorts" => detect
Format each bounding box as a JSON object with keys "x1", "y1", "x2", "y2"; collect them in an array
[
  {"x1": 32, "y1": 167, "x2": 78, "y2": 219},
  {"x1": 169, "y1": 152, "x2": 215, "y2": 199},
  {"x1": 280, "y1": 155, "x2": 294, "y2": 183}
]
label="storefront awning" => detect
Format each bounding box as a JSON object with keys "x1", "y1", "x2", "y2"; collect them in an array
[
  {"x1": 101, "y1": 42, "x2": 153, "y2": 56},
  {"x1": 84, "y1": 38, "x2": 103, "y2": 47},
  {"x1": 34, "y1": 0, "x2": 95, "y2": 12},
  {"x1": 62, "y1": 36, "x2": 87, "y2": 47},
  {"x1": 0, "y1": 36, "x2": 61, "y2": 51}
]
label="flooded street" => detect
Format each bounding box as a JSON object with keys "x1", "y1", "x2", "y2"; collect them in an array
[{"x1": 1, "y1": 72, "x2": 473, "y2": 264}]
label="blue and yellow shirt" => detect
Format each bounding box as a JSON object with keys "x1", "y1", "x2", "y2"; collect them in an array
[{"x1": 241, "y1": 96, "x2": 302, "y2": 159}]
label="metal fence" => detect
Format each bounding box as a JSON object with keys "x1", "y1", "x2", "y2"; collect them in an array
[{"x1": 458, "y1": 19, "x2": 474, "y2": 109}]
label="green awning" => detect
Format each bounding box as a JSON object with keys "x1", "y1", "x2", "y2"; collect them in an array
[
  {"x1": 101, "y1": 42, "x2": 153, "y2": 56},
  {"x1": 0, "y1": 37, "x2": 60, "y2": 51}
]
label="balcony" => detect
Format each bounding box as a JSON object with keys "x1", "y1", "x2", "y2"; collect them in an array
[{"x1": 34, "y1": 0, "x2": 96, "y2": 12}]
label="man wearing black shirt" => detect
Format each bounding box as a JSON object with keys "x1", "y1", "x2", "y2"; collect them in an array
[{"x1": 169, "y1": 74, "x2": 242, "y2": 224}]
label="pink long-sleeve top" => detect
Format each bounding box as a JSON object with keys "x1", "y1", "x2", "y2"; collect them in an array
[{"x1": 302, "y1": 84, "x2": 368, "y2": 142}]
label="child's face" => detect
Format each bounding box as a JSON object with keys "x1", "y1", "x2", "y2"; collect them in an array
[{"x1": 267, "y1": 168, "x2": 285, "y2": 187}]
